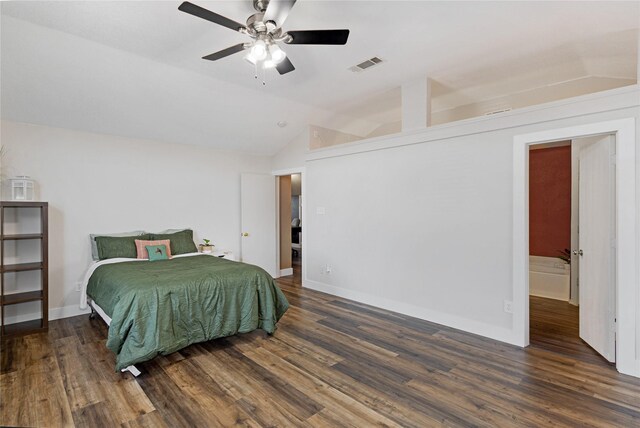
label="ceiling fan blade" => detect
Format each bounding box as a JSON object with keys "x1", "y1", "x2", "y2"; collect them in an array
[
  {"x1": 178, "y1": 2, "x2": 246, "y2": 33},
  {"x1": 202, "y1": 43, "x2": 247, "y2": 61},
  {"x1": 263, "y1": 0, "x2": 297, "y2": 27},
  {"x1": 285, "y1": 29, "x2": 350, "y2": 45},
  {"x1": 276, "y1": 57, "x2": 295, "y2": 75}
]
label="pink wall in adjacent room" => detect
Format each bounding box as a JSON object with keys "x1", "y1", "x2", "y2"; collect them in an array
[{"x1": 529, "y1": 145, "x2": 572, "y2": 258}]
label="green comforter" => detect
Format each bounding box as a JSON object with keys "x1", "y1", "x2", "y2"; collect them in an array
[{"x1": 86, "y1": 255, "x2": 289, "y2": 371}]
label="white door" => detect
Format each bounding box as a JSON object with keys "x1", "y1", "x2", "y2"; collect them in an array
[
  {"x1": 578, "y1": 135, "x2": 615, "y2": 362},
  {"x1": 240, "y1": 173, "x2": 277, "y2": 277}
]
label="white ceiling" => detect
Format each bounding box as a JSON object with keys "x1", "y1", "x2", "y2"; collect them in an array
[{"x1": 2, "y1": 1, "x2": 638, "y2": 155}]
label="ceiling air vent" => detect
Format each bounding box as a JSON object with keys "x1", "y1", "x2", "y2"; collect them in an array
[{"x1": 349, "y1": 57, "x2": 384, "y2": 73}]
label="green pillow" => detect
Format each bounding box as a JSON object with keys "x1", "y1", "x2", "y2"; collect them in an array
[
  {"x1": 89, "y1": 230, "x2": 147, "y2": 261},
  {"x1": 146, "y1": 244, "x2": 169, "y2": 261},
  {"x1": 96, "y1": 234, "x2": 151, "y2": 260},
  {"x1": 150, "y1": 229, "x2": 197, "y2": 255}
]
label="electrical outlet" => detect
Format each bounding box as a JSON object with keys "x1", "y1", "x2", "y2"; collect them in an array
[
  {"x1": 503, "y1": 300, "x2": 513, "y2": 314},
  {"x1": 76, "y1": 281, "x2": 82, "y2": 292},
  {"x1": 326, "y1": 265, "x2": 332, "y2": 274}
]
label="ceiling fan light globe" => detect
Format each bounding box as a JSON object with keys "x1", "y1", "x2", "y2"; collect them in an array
[
  {"x1": 263, "y1": 59, "x2": 276, "y2": 69},
  {"x1": 244, "y1": 53, "x2": 257, "y2": 65},
  {"x1": 268, "y1": 44, "x2": 286, "y2": 64},
  {"x1": 251, "y1": 40, "x2": 267, "y2": 61}
]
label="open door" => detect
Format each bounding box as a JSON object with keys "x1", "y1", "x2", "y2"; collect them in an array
[
  {"x1": 240, "y1": 173, "x2": 277, "y2": 277},
  {"x1": 578, "y1": 135, "x2": 615, "y2": 362}
]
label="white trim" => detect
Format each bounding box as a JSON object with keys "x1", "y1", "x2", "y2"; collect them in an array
[
  {"x1": 51, "y1": 304, "x2": 91, "y2": 320},
  {"x1": 4, "y1": 304, "x2": 90, "y2": 324},
  {"x1": 307, "y1": 85, "x2": 639, "y2": 161},
  {"x1": 275, "y1": 175, "x2": 281, "y2": 278},
  {"x1": 513, "y1": 118, "x2": 639, "y2": 377},
  {"x1": 280, "y1": 268, "x2": 293, "y2": 277},
  {"x1": 272, "y1": 167, "x2": 306, "y2": 176},
  {"x1": 303, "y1": 279, "x2": 517, "y2": 345}
]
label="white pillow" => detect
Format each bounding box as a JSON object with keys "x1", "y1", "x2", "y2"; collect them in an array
[{"x1": 153, "y1": 228, "x2": 191, "y2": 234}]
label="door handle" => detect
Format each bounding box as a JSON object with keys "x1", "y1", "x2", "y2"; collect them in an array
[
  {"x1": 241, "y1": 232, "x2": 249, "y2": 237},
  {"x1": 572, "y1": 249, "x2": 584, "y2": 256},
  {"x1": 578, "y1": 249, "x2": 583, "y2": 256}
]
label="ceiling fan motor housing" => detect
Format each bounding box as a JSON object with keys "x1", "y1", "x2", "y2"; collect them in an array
[
  {"x1": 253, "y1": 0, "x2": 269, "y2": 13},
  {"x1": 246, "y1": 13, "x2": 279, "y2": 37}
]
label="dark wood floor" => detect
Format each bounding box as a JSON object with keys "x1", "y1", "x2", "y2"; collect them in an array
[
  {"x1": 2, "y1": 268, "x2": 640, "y2": 427},
  {"x1": 529, "y1": 295, "x2": 613, "y2": 367}
]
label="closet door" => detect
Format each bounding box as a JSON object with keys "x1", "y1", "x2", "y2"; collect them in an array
[{"x1": 240, "y1": 173, "x2": 277, "y2": 277}]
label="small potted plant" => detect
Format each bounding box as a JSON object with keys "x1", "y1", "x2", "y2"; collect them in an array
[
  {"x1": 199, "y1": 239, "x2": 214, "y2": 254},
  {"x1": 557, "y1": 248, "x2": 571, "y2": 264}
]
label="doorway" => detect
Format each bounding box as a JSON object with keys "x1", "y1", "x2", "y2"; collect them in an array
[
  {"x1": 528, "y1": 137, "x2": 615, "y2": 365},
  {"x1": 275, "y1": 170, "x2": 303, "y2": 285},
  {"x1": 512, "y1": 118, "x2": 638, "y2": 377}
]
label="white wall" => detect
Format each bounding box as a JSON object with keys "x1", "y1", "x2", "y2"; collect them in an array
[
  {"x1": 306, "y1": 126, "x2": 516, "y2": 339},
  {"x1": 271, "y1": 131, "x2": 308, "y2": 171},
  {"x1": 1, "y1": 120, "x2": 270, "y2": 320},
  {"x1": 277, "y1": 86, "x2": 640, "y2": 372}
]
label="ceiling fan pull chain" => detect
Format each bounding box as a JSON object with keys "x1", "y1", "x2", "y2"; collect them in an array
[
  {"x1": 254, "y1": 62, "x2": 258, "y2": 80},
  {"x1": 262, "y1": 66, "x2": 267, "y2": 86}
]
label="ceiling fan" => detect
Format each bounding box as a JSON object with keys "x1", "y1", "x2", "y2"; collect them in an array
[{"x1": 178, "y1": 0, "x2": 350, "y2": 77}]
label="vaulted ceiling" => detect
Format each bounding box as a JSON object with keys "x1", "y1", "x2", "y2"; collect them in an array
[{"x1": 2, "y1": 1, "x2": 638, "y2": 155}]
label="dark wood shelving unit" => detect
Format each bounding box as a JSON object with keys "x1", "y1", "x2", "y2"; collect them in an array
[
  {"x1": 1, "y1": 233, "x2": 44, "y2": 241},
  {"x1": 1, "y1": 201, "x2": 48, "y2": 338},
  {"x1": 2, "y1": 290, "x2": 44, "y2": 305},
  {"x1": 1, "y1": 262, "x2": 44, "y2": 273}
]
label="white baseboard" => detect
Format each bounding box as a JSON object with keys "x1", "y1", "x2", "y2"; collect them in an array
[
  {"x1": 302, "y1": 279, "x2": 518, "y2": 346},
  {"x1": 4, "y1": 304, "x2": 90, "y2": 324},
  {"x1": 51, "y1": 305, "x2": 91, "y2": 320},
  {"x1": 279, "y1": 268, "x2": 294, "y2": 277}
]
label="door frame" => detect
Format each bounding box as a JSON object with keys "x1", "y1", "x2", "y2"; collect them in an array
[
  {"x1": 512, "y1": 118, "x2": 638, "y2": 377},
  {"x1": 273, "y1": 167, "x2": 306, "y2": 281}
]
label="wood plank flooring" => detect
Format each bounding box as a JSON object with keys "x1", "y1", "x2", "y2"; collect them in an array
[
  {"x1": 2, "y1": 267, "x2": 639, "y2": 427},
  {"x1": 529, "y1": 296, "x2": 612, "y2": 367}
]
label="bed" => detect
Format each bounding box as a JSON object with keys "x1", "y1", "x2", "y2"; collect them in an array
[{"x1": 80, "y1": 252, "x2": 289, "y2": 374}]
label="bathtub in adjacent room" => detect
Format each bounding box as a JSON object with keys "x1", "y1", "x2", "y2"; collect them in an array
[{"x1": 529, "y1": 255, "x2": 570, "y2": 301}]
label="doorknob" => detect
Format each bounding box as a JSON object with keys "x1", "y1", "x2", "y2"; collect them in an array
[
  {"x1": 241, "y1": 232, "x2": 249, "y2": 237},
  {"x1": 578, "y1": 249, "x2": 583, "y2": 256},
  {"x1": 573, "y1": 250, "x2": 578, "y2": 255}
]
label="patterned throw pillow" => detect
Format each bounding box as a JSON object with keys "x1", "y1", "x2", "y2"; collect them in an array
[
  {"x1": 146, "y1": 245, "x2": 169, "y2": 261},
  {"x1": 135, "y1": 239, "x2": 172, "y2": 259}
]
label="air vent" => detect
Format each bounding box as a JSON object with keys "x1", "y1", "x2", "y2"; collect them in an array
[
  {"x1": 484, "y1": 107, "x2": 512, "y2": 116},
  {"x1": 349, "y1": 57, "x2": 384, "y2": 73}
]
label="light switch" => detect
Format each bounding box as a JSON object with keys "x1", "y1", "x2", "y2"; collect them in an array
[{"x1": 316, "y1": 207, "x2": 326, "y2": 215}]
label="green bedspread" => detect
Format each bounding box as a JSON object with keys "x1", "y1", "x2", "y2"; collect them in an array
[{"x1": 86, "y1": 255, "x2": 289, "y2": 371}]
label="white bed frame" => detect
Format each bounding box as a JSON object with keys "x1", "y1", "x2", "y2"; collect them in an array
[{"x1": 88, "y1": 299, "x2": 142, "y2": 377}]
